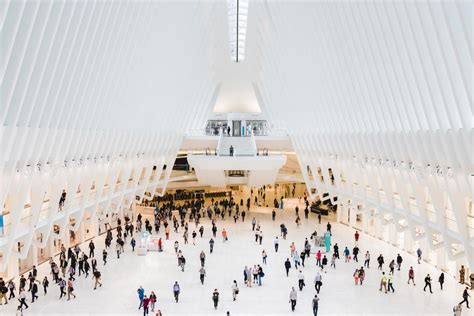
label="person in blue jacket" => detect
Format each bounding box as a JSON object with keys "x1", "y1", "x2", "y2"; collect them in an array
[{"x1": 137, "y1": 286, "x2": 145, "y2": 309}]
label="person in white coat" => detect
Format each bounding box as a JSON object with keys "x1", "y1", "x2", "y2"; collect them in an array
[
  {"x1": 289, "y1": 287, "x2": 297, "y2": 312},
  {"x1": 298, "y1": 271, "x2": 305, "y2": 291},
  {"x1": 314, "y1": 272, "x2": 322, "y2": 294},
  {"x1": 232, "y1": 280, "x2": 239, "y2": 301}
]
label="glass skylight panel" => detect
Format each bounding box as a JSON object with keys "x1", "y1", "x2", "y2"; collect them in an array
[{"x1": 227, "y1": 0, "x2": 249, "y2": 62}]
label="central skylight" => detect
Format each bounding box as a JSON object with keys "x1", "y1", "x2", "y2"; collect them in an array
[{"x1": 227, "y1": 0, "x2": 249, "y2": 63}]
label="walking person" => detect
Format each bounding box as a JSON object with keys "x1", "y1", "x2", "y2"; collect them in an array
[
  {"x1": 408, "y1": 266, "x2": 416, "y2": 285},
  {"x1": 18, "y1": 289, "x2": 28, "y2": 310},
  {"x1": 289, "y1": 287, "x2": 297, "y2": 312},
  {"x1": 458, "y1": 287, "x2": 470, "y2": 309},
  {"x1": 142, "y1": 295, "x2": 150, "y2": 316},
  {"x1": 31, "y1": 281, "x2": 39, "y2": 302},
  {"x1": 102, "y1": 249, "x2": 108, "y2": 265},
  {"x1": 387, "y1": 273, "x2": 395, "y2": 293},
  {"x1": 93, "y1": 270, "x2": 102, "y2": 289},
  {"x1": 232, "y1": 280, "x2": 239, "y2": 301},
  {"x1": 212, "y1": 289, "x2": 219, "y2": 309},
  {"x1": 262, "y1": 250, "x2": 267, "y2": 264},
  {"x1": 298, "y1": 271, "x2": 305, "y2": 291},
  {"x1": 312, "y1": 295, "x2": 319, "y2": 316},
  {"x1": 199, "y1": 267, "x2": 206, "y2": 285},
  {"x1": 58, "y1": 278, "x2": 66, "y2": 299},
  {"x1": 379, "y1": 272, "x2": 387, "y2": 293},
  {"x1": 67, "y1": 278, "x2": 76, "y2": 300},
  {"x1": 424, "y1": 274, "x2": 433, "y2": 293},
  {"x1": 149, "y1": 291, "x2": 157, "y2": 312},
  {"x1": 42, "y1": 277, "x2": 49, "y2": 295},
  {"x1": 137, "y1": 286, "x2": 145, "y2": 309},
  {"x1": 417, "y1": 248, "x2": 422, "y2": 264},
  {"x1": 364, "y1": 251, "x2": 370, "y2": 268},
  {"x1": 209, "y1": 238, "x2": 215, "y2": 253},
  {"x1": 285, "y1": 258, "x2": 292, "y2": 277},
  {"x1": 274, "y1": 237, "x2": 279, "y2": 252},
  {"x1": 173, "y1": 281, "x2": 180, "y2": 303},
  {"x1": 314, "y1": 272, "x2": 322, "y2": 294}
]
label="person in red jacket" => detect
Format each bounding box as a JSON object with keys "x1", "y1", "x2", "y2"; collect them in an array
[
  {"x1": 149, "y1": 291, "x2": 157, "y2": 312},
  {"x1": 142, "y1": 295, "x2": 150, "y2": 315},
  {"x1": 354, "y1": 231, "x2": 360, "y2": 243}
]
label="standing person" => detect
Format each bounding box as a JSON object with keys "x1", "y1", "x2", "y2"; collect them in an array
[
  {"x1": 137, "y1": 286, "x2": 145, "y2": 309},
  {"x1": 199, "y1": 267, "x2": 206, "y2": 285},
  {"x1": 262, "y1": 250, "x2": 267, "y2": 264},
  {"x1": 364, "y1": 251, "x2": 370, "y2": 269},
  {"x1": 67, "y1": 278, "x2": 76, "y2": 300},
  {"x1": 459, "y1": 287, "x2": 470, "y2": 309},
  {"x1": 326, "y1": 222, "x2": 332, "y2": 235},
  {"x1": 317, "y1": 213, "x2": 321, "y2": 224},
  {"x1": 408, "y1": 266, "x2": 416, "y2": 285},
  {"x1": 459, "y1": 265, "x2": 466, "y2": 284},
  {"x1": 314, "y1": 272, "x2": 322, "y2": 293},
  {"x1": 232, "y1": 281, "x2": 239, "y2": 301},
  {"x1": 312, "y1": 295, "x2": 319, "y2": 316},
  {"x1": 387, "y1": 273, "x2": 395, "y2": 293},
  {"x1": 209, "y1": 238, "x2": 215, "y2": 253},
  {"x1": 285, "y1": 258, "x2": 292, "y2": 277},
  {"x1": 439, "y1": 272, "x2": 445, "y2": 290},
  {"x1": 93, "y1": 270, "x2": 102, "y2": 289},
  {"x1": 416, "y1": 248, "x2": 422, "y2": 264},
  {"x1": 173, "y1": 282, "x2": 180, "y2": 303},
  {"x1": 289, "y1": 287, "x2": 297, "y2": 312},
  {"x1": 89, "y1": 240, "x2": 95, "y2": 258},
  {"x1": 377, "y1": 254, "x2": 384, "y2": 270},
  {"x1": 424, "y1": 274, "x2": 433, "y2": 293},
  {"x1": 200, "y1": 251, "x2": 206, "y2": 267},
  {"x1": 354, "y1": 230, "x2": 359, "y2": 243},
  {"x1": 274, "y1": 237, "x2": 279, "y2": 252},
  {"x1": 212, "y1": 289, "x2": 219, "y2": 309},
  {"x1": 298, "y1": 271, "x2": 305, "y2": 291},
  {"x1": 18, "y1": 289, "x2": 28, "y2": 310},
  {"x1": 42, "y1": 277, "x2": 49, "y2": 295},
  {"x1": 396, "y1": 254, "x2": 403, "y2": 271}
]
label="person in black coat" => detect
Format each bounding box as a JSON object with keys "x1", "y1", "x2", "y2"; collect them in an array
[{"x1": 285, "y1": 259, "x2": 292, "y2": 277}]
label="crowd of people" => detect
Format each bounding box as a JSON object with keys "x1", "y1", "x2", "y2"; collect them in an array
[{"x1": 0, "y1": 186, "x2": 472, "y2": 315}]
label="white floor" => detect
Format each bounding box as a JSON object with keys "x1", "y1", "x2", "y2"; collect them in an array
[{"x1": 1, "y1": 200, "x2": 467, "y2": 315}]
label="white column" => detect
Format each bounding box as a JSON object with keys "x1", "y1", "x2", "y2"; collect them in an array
[{"x1": 349, "y1": 207, "x2": 357, "y2": 227}]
